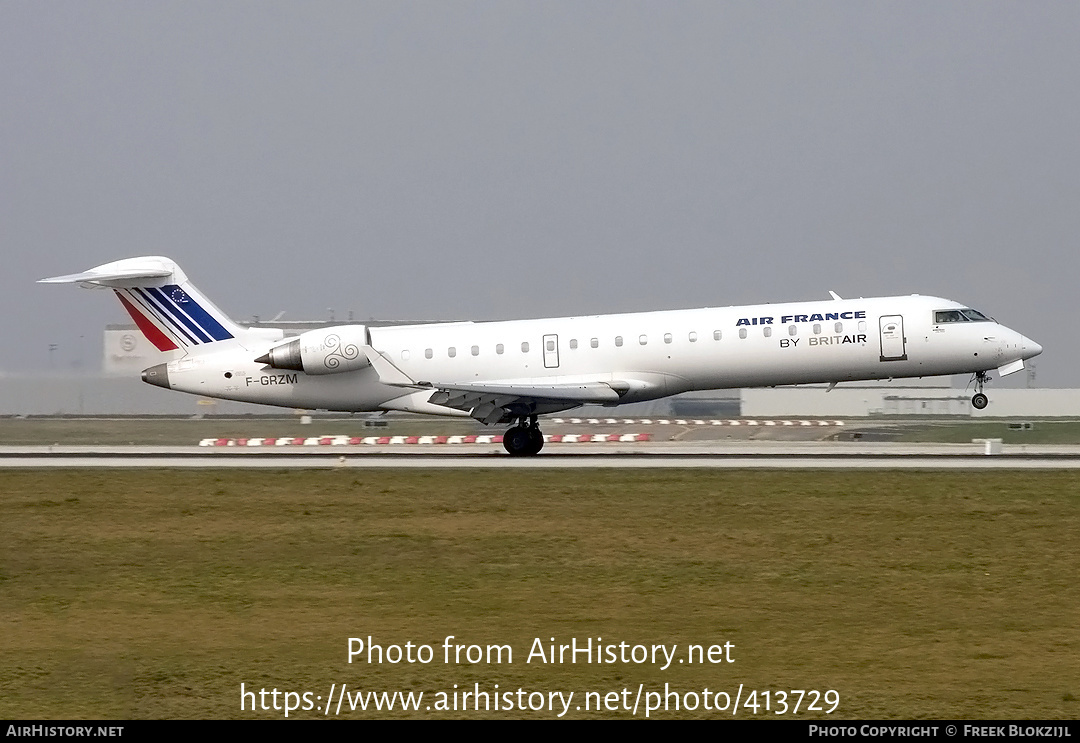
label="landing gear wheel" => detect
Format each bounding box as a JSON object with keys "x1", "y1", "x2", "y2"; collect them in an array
[
  {"x1": 502, "y1": 417, "x2": 544, "y2": 456},
  {"x1": 970, "y1": 371, "x2": 990, "y2": 410},
  {"x1": 502, "y1": 426, "x2": 533, "y2": 456},
  {"x1": 528, "y1": 427, "x2": 544, "y2": 455}
]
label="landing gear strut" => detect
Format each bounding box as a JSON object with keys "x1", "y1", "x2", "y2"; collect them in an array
[
  {"x1": 971, "y1": 371, "x2": 989, "y2": 410},
  {"x1": 503, "y1": 415, "x2": 544, "y2": 456}
]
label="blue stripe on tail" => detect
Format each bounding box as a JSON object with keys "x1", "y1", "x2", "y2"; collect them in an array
[
  {"x1": 138, "y1": 287, "x2": 212, "y2": 343},
  {"x1": 128, "y1": 288, "x2": 198, "y2": 346},
  {"x1": 161, "y1": 285, "x2": 234, "y2": 341}
]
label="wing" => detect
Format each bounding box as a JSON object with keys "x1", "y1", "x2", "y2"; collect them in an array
[
  {"x1": 423, "y1": 382, "x2": 620, "y2": 424},
  {"x1": 364, "y1": 346, "x2": 629, "y2": 424}
]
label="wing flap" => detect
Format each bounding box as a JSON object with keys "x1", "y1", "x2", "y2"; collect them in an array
[
  {"x1": 427, "y1": 382, "x2": 621, "y2": 403},
  {"x1": 420, "y1": 382, "x2": 621, "y2": 424}
]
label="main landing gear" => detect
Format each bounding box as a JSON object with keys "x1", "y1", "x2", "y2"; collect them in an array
[
  {"x1": 971, "y1": 371, "x2": 989, "y2": 410},
  {"x1": 503, "y1": 416, "x2": 544, "y2": 457}
]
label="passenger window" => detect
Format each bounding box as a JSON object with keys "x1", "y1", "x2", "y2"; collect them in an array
[
  {"x1": 813, "y1": 324, "x2": 821, "y2": 335},
  {"x1": 664, "y1": 333, "x2": 672, "y2": 344},
  {"x1": 788, "y1": 325, "x2": 797, "y2": 336},
  {"x1": 689, "y1": 331, "x2": 697, "y2": 342},
  {"x1": 713, "y1": 330, "x2": 721, "y2": 341},
  {"x1": 570, "y1": 339, "x2": 578, "y2": 350},
  {"x1": 763, "y1": 327, "x2": 772, "y2": 338},
  {"x1": 639, "y1": 335, "x2": 647, "y2": 345},
  {"x1": 401, "y1": 350, "x2": 410, "y2": 361},
  {"x1": 834, "y1": 322, "x2": 843, "y2": 334},
  {"x1": 448, "y1": 347, "x2": 456, "y2": 358},
  {"x1": 858, "y1": 321, "x2": 867, "y2": 332},
  {"x1": 615, "y1": 336, "x2": 623, "y2": 347},
  {"x1": 471, "y1": 345, "x2": 479, "y2": 356},
  {"x1": 546, "y1": 339, "x2": 555, "y2": 352},
  {"x1": 496, "y1": 343, "x2": 504, "y2": 355},
  {"x1": 739, "y1": 328, "x2": 747, "y2": 339},
  {"x1": 590, "y1": 338, "x2": 598, "y2": 348},
  {"x1": 425, "y1": 348, "x2": 433, "y2": 359},
  {"x1": 521, "y1": 342, "x2": 529, "y2": 353}
]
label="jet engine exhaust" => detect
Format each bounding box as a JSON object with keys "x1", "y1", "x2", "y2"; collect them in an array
[
  {"x1": 255, "y1": 338, "x2": 302, "y2": 371},
  {"x1": 254, "y1": 328, "x2": 372, "y2": 375}
]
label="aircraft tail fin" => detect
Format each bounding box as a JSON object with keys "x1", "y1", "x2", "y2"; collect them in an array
[{"x1": 40, "y1": 256, "x2": 277, "y2": 354}]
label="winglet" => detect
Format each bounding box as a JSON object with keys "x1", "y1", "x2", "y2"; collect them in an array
[
  {"x1": 363, "y1": 347, "x2": 418, "y2": 386},
  {"x1": 829, "y1": 290, "x2": 843, "y2": 301}
]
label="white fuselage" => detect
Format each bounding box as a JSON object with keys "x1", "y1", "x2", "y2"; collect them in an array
[{"x1": 161, "y1": 294, "x2": 1040, "y2": 415}]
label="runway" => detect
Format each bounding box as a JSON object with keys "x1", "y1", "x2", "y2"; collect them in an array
[{"x1": 4, "y1": 441, "x2": 1080, "y2": 468}]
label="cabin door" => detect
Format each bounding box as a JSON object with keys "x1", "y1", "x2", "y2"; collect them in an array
[
  {"x1": 879, "y1": 315, "x2": 907, "y2": 361},
  {"x1": 543, "y1": 334, "x2": 560, "y2": 369}
]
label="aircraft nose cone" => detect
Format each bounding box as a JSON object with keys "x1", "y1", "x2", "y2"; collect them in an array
[{"x1": 1022, "y1": 336, "x2": 1042, "y2": 359}]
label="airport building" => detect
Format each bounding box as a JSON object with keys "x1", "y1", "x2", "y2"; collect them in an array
[{"x1": 739, "y1": 383, "x2": 1080, "y2": 419}]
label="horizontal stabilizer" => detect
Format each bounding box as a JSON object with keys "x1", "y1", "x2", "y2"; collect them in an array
[
  {"x1": 39, "y1": 267, "x2": 174, "y2": 285},
  {"x1": 39, "y1": 257, "x2": 176, "y2": 287}
]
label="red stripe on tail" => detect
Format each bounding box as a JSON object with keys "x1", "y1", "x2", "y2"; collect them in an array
[{"x1": 115, "y1": 291, "x2": 179, "y2": 351}]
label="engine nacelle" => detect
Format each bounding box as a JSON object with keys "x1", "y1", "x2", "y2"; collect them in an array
[{"x1": 256, "y1": 325, "x2": 372, "y2": 375}]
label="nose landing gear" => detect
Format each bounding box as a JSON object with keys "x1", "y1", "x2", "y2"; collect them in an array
[
  {"x1": 971, "y1": 371, "x2": 989, "y2": 410},
  {"x1": 503, "y1": 415, "x2": 544, "y2": 456}
]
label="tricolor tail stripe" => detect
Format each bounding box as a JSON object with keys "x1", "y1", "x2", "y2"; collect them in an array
[
  {"x1": 154, "y1": 285, "x2": 233, "y2": 341},
  {"x1": 129, "y1": 288, "x2": 200, "y2": 345},
  {"x1": 135, "y1": 287, "x2": 210, "y2": 343},
  {"x1": 114, "y1": 283, "x2": 234, "y2": 350},
  {"x1": 114, "y1": 292, "x2": 179, "y2": 351},
  {"x1": 139, "y1": 285, "x2": 234, "y2": 343}
]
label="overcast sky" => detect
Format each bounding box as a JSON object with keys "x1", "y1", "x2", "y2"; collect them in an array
[{"x1": 3, "y1": 2, "x2": 1077, "y2": 386}]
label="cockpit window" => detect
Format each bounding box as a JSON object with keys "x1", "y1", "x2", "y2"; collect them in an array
[
  {"x1": 934, "y1": 310, "x2": 965, "y2": 323},
  {"x1": 934, "y1": 308, "x2": 992, "y2": 324}
]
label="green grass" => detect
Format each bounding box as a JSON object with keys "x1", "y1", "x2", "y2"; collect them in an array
[{"x1": 1, "y1": 470, "x2": 1078, "y2": 719}]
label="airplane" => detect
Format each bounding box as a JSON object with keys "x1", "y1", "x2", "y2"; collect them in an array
[{"x1": 41, "y1": 256, "x2": 1042, "y2": 455}]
